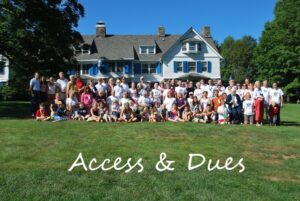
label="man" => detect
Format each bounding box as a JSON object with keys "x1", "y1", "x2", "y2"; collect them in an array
[
  {"x1": 175, "y1": 80, "x2": 186, "y2": 97},
  {"x1": 56, "y1": 72, "x2": 68, "y2": 101},
  {"x1": 269, "y1": 82, "x2": 284, "y2": 125},
  {"x1": 139, "y1": 76, "x2": 146, "y2": 89},
  {"x1": 226, "y1": 88, "x2": 242, "y2": 124},
  {"x1": 120, "y1": 77, "x2": 129, "y2": 92},
  {"x1": 186, "y1": 81, "x2": 194, "y2": 99},
  {"x1": 214, "y1": 79, "x2": 225, "y2": 94},
  {"x1": 75, "y1": 72, "x2": 85, "y2": 94},
  {"x1": 205, "y1": 79, "x2": 214, "y2": 98},
  {"x1": 30, "y1": 72, "x2": 41, "y2": 117},
  {"x1": 114, "y1": 79, "x2": 124, "y2": 99},
  {"x1": 261, "y1": 80, "x2": 271, "y2": 121},
  {"x1": 95, "y1": 78, "x2": 106, "y2": 94}
]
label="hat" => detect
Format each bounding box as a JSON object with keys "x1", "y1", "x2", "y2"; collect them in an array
[{"x1": 189, "y1": 92, "x2": 194, "y2": 95}]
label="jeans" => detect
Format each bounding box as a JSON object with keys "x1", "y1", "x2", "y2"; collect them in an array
[{"x1": 31, "y1": 90, "x2": 41, "y2": 115}]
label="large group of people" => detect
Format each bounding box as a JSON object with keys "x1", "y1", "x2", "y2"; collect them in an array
[{"x1": 30, "y1": 72, "x2": 284, "y2": 126}]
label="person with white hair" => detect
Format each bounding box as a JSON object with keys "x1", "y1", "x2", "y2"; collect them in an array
[
  {"x1": 194, "y1": 82, "x2": 203, "y2": 101},
  {"x1": 56, "y1": 72, "x2": 68, "y2": 101},
  {"x1": 261, "y1": 80, "x2": 271, "y2": 121},
  {"x1": 253, "y1": 81, "x2": 264, "y2": 126},
  {"x1": 113, "y1": 79, "x2": 123, "y2": 98},
  {"x1": 226, "y1": 88, "x2": 242, "y2": 124}
]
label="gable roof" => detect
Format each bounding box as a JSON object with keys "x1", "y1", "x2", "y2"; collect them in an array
[{"x1": 75, "y1": 27, "x2": 222, "y2": 62}]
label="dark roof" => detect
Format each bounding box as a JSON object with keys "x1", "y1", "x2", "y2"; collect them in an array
[{"x1": 75, "y1": 32, "x2": 220, "y2": 61}]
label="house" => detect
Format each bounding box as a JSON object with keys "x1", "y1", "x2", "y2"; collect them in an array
[
  {"x1": 0, "y1": 54, "x2": 9, "y2": 86},
  {"x1": 75, "y1": 21, "x2": 223, "y2": 82}
]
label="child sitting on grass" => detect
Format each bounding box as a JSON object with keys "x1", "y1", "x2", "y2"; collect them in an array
[
  {"x1": 111, "y1": 100, "x2": 120, "y2": 122},
  {"x1": 192, "y1": 107, "x2": 202, "y2": 123},
  {"x1": 87, "y1": 103, "x2": 100, "y2": 122},
  {"x1": 157, "y1": 103, "x2": 167, "y2": 122},
  {"x1": 167, "y1": 104, "x2": 184, "y2": 122},
  {"x1": 120, "y1": 102, "x2": 137, "y2": 123},
  {"x1": 182, "y1": 106, "x2": 192, "y2": 122},
  {"x1": 200, "y1": 104, "x2": 214, "y2": 123},
  {"x1": 50, "y1": 102, "x2": 67, "y2": 122},
  {"x1": 140, "y1": 107, "x2": 150, "y2": 122},
  {"x1": 149, "y1": 107, "x2": 158, "y2": 122},
  {"x1": 73, "y1": 103, "x2": 90, "y2": 121},
  {"x1": 36, "y1": 103, "x2": 50, "y2": 121}
]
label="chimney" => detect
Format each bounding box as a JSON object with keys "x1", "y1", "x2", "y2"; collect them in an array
[
  {"x1": 202, "y1": 26, "x2": 211, "y2": 37},
  {"x1": 96, "y1": 21, "x2": 106, "y2": 37},
  {"x1": 158, "y1": 26, "x2": 165, "y2": 37}
]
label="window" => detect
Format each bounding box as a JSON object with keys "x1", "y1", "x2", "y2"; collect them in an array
[
  {"x1": 142, "y1": 64, "x2": 149, "y2": 74},
  {"x1": 188, "y1": 62, "x2": 196, "y2": 72},
  {"x1": 202, "y1": 61, "x2": 208, "y2": 72},
  {"x1": 176, "y1": 62, "x2": 183, "y2": 72},
  {"x1": 189, "y1": 42, "x2": 196, "y2": 51},
  {"x1": 149, "y1": 64, "x2": 156, "y2": 73},
  {"x1": 116, "y1": 62, "x2": 124, "y2": 73},
  {"x1": 108, "y1": 62, "x2": 115, "y2": 72},
  {"x1": 81, "y1": 64, "x2": 92, "y2": 75},
  {"x1": 140, "y1": 46, "x2": 156, "y2": 54},
  {"x1": 198, "y1": 43, "x2": 202, "y2": 51},
  {"x1": 182, "y1": 43, "x2": 187, "y2": 51}
]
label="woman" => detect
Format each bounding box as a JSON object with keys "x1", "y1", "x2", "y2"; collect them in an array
[
  {"x1": 253, "y1": 81, "x2": 264, "y2": 126},
  {"x1": 120, "y1": 102, "x2": 137, "y2": 123},
  {"x1": 47, "y1": 77, "x2": 57, "y2": 104},
  {"x1": 66, "y1": 75, "x2": 78, "y2": 98},
  {"x1": 40, "y1": 76, "x2": 48, "y2": 103},
  {"x1": 176, "y1": 92, "x2": 186, "y2": 117},
  {"x1": 80, "y1": 86, "x2": 93, "y2": 110},
  {"x1": 167, "y1": 103, "x2": 184, "y2": 122}
]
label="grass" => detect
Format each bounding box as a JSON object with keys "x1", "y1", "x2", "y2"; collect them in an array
[{"x1": 0, "y1": 102, "x2": 299, "y2": 201}]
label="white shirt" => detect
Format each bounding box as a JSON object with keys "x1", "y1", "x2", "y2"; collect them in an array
[
  {"x1": 261, "y1": 86, "x2": 271, "y2": 104},
  {"x1": 138, "y1": 96, "x2": 150, "y2": 107},
  {"x1": 269, "y1": 88, "x2": 284, "y2": 104},
  {"x1": 253, "y1": 88, "x2": 264, "y2": 100},
  {"x1": 200, "y1": 98, "x2": 210, "y2": 110},
  {"x1": 163, "y1": 97, "x2": 176, "y2": 111},
  {"x1": 113, "y1": 85, "x2": 124, "y2": 98},
  {"x1": 121, "y1": 83, "x2": 129, "y2": 92},
  {"x1": 163, "y1": 89, "x2": 170, "y2": 98},
  {"x1": 107, "y1": 95, "x2": 119, "y2": 111},
  {"x1": 194, "y1": 88, "x2": 203, "y2": 100},
  {"x1": 56, "y1": 78, "x2": 68, "y2": 93},
  {"x1": 205, "y1": 85, "x2": 214, "y2": 98},
  {"x1": 243, "y1": 89, "x2": 253, "y2": 100},
  {"x1": 175, "y1": 86, "x2": 186, "y2": 96},
  {"x1": 48, "y1": 83, "x2": 57, "y2": 95},
  {"x1": 152, "y1": 89, "x2": 162, "y2": 103},
  {"x1": 129, "y1": 88, "x2": 136, "y2": 97},
  {"x1": 187, "y1": 97, "x2": 193, "y2": 108},
  {"x1": 243, "y1": 100, "x2": 254, "y2": 115},
  {"x1": 66, "y1": 97, "x2": 78, "y2": 107}
]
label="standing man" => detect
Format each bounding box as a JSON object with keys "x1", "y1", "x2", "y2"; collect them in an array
[
  {"x1": 30, "y1": 72, "x2": 41, "y2": 117},
  {"x1": 56, "y1": 72, "x2": 68, "y2": 101},
  {"x1": 226, "y1": 88, "x2": 242, "y2": 124},
  {"x1": 261, "y1": 80, "x2": 271, "y2": 121},
  {"x1": 269, "y1": 82, "x2": 284, "y2": 125},
  {"x1": 205, "y1": 79, "x2": 214, "y2": 99}
]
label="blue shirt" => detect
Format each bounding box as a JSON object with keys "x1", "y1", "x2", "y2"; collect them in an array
[{"x1": 30, "y1": 78, "x2": 41, "y2": 91}]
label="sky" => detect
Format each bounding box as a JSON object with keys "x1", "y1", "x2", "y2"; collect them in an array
[{"x1": 76, "y1": 0, "x2": 277, "y2": 43}]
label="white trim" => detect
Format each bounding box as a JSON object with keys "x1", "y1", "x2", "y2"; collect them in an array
[{"x1": 139, "y1": 45, "x2": 156, "y2": 54}]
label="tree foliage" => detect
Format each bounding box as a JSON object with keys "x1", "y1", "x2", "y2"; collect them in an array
[
  {"x1": 0, "y1": 0, "x2": 84, "y2": 77},
  {"x1": 255, "y1": 0, "x2": 300, "y2": 99},
  {"x1": 220, "y1": 36, "x2": 257, "y2": 83}
]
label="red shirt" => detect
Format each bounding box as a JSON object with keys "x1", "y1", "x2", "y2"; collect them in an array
[
  {"x1": 36, "y1": 109, "x2": 49, "y2": 117},
  {"x1": 76, "y1": 79, "x2": 85, "y2": 90}
]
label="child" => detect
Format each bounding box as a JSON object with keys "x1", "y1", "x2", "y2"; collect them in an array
[
  {"x1": 158, "y1": 104, "x2": 168, "y2": 122},
  {"x1": 191, "y1": 96, "x2": 199, "y2": 113},
  {"x1": 182, "y1": 106, "x2": 192, "y2": 122},
  {"x1": 217, "y1": 99, "x2": 230, "y2": 125},
  {"x1": 200, "y1": 104, "x2": 214, "y2": 123},
  {"x1": 66, "y1": 92, "x2": 79, "y2": 112},
  {"x1": 120, "y1": 102, "x2": 138, "y2": 123},
  {"x1": 73, "y1": 103, "x2": 90, "y2": 121},
  {"x1": 98, "y1": 102, "x2": 109, "y2": 122},
  {"x1": 269, "y1": 101, "x2": 279, "y2": 126},
  {"x1": 192, "y1": 107, "x2": 202, "y2": 123},
  {"x1": 167, "y1": 104, "x2": 184, "y2": 122},
  {"x1": 87, "y1": 103, "x2": 101, "y2": 122},
  {"x1": 36, "y1": 103, "x2": 50, "y2": 121},
  {"x1": 140, "y1": 107, "x2": 150, "y2": 122},
  {"x1": 149, "y1": 107, "x2": 158, "y2": 122},
  {"x1": 243, "y1": 92, "x2": 255, "y2": 125},
  {"x1": 111, "y1": 100, "x2": 121, "y2": 122},
  {"x1": 50, "y1": 102, "x2": 67, "y2": 122},
  {"x1": 200, "y1": 91, "x2": 211, "y2": 111}
]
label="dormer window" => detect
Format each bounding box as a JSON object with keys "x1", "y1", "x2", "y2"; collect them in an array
[
  {"x1": 181, "y1": 41, "x2": 202, "y2": 53},
  {"x1": 139, "y1": 46, "x2": 156, "y2": 54},
  {"x1": 74, "y1": 44, "x2": 91, "y2": 55}
]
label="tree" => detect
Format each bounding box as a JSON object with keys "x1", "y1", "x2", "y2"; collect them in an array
[
  {"x1": 255, "y1": 0, "x2": 300, "y2": 101},
  {"x1": 0, "y1": 0, "x2": 84, "y2": 78},
  {"x1": 220, "y1": 36, "x2": 257, "y2": 83}
]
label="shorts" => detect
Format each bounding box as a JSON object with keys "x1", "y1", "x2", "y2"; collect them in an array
[
  {"x1": 244, "y1": 114, "x2": 254, "y2": 124},
  {"x1": 112, "y1": 111, "x2": 120, "y2": 118}
]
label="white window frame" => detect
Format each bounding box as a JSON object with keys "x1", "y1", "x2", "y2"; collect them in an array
[
  {"x1": 188, "y1": 62, "x2": 196, "y2": 72},
  {"x1": 81, "y1": 64, "x2": 93, "y2": 75},
  {"x1": 181, "y1": 42, "x2": 201, "y2": 53},
  {"x1": 201, "y1": 61, "x2": 208, "y2": 72},
  {"x1": 176, "y1": 61, "x2": 183, "y2": 72},
  {"x1": 139, "y1": 46, "x2": 156, "y2": 54}
]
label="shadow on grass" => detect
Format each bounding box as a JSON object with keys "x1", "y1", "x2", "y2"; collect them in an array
[
  {"x1": 281, "y1": 121, "x2": 300, "y2": 127},
  {"x1": 0, "y1": 101, "x2": 31, "y2": 119}
]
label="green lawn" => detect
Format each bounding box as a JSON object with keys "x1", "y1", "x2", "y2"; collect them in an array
[{"x1": 0, "y1": 102, "x2": 299, "y2": 201}]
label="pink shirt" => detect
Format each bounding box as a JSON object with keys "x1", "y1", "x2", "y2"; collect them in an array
[{"x1": 81, "y1": 93, "x2": 93, "y2": 107}]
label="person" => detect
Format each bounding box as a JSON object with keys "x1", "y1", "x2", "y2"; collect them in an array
[
  {"x1": 149, "y1": 106, "x2": 158, "y2": 122},
  {"x1": 200, "y1": 104, "x2": 214, "y2": 123},
  {"x1": 261, "y1": 80, "x2": 271, "y2": 121},
  {"x1": 243, "y1": 92, "x2": 255, "y2": 125},
  {"x1": 66, "y1": 75, "x2": 78, "y2": 99},
  {"x1": 192, "y1": 107, "x2": 202, "y2": 123},
  {"x1": 175, "y1": 80, "x2": 186, "y2": 97},
  {"x1": 111, "y1": 100, "x2": 121, "y2": 122},
  {"x1": 158, "y1": 104, "x2": 168, "y2": 122},
  {"x1": 47, "y1": 77, "x2": 58, "y2": 104},
  {"x1": 269, "y1": 82, "x2": 284, "y2": 125},
  {"x1": 50, "y1": 101, "x2": 67, "y2": 122},
  {"x1": 167, "y1": 103, "x2": 184, "y2": 122},
  {"x1": 120, "y1": 102, "x2": 137, "y2": 123},
  {"x1": 182, "y1": 106, "x2": 192, "y2": 122},
  {"x1": 253, "y1": 81, "x2": 264, "y2": 126},
  {"x1": 66, "y1": 92, "x2": 79, "y2": 112},
  {"x1": 140, "y1": 107, "x2": 150, "y2": 122},
  {"x1": 75, "y1": 73, "x2": 85, "y2": 95},
  {"x1": 186, "y1": 81, "x2": 194, "y2": 98},
  {"x1": 205, "y1": 79, "x2": 214, "y2": 98},
  {"x1": 98, "y1": 102, "x2": 109, "y2": 122},
  {"x1": 269, "y1": 101, "x2": 279, "y2": 126},
  {"x1": 35, "y1": 103, "x2": 50, "y2": 121},
  {"x1": 40, "y1": 76, "x2": 48, "y2": 103},
  {"x1": 200, "y1": 91, "x2": 211, "y2": 111},
  {"x1": 191, "y1": 96, "x2": 199, "y2": 113},
  {"x1": 80, "y1": 86, "x2": 93, "y2": 110},
  {"x1": 120, "y1": 92, "x2": 131, "y2": 109},
  {"x1": 87, "y1": 103, "x2": 101, "y2": 122},
  {"x1": 120, "y1": 77, "x2": 129, "y2": 92},
  {"x1": 30, "y1": 72, "x2": 41, "y2": 117},
  {"x1": 73, "y1": 103, "x2": 90, "y2": 121},
  {"x1": 138, "y1": 91, "x2": 150, "y2": 110},
  {"x1": 217, "y1": 99, "x2": 230, "y2": 125},
  {"x1": 194, "y1": 82, "x2": 203, "y2": 101},
  {"x1": 114, "y1": 79, "x2": 124, "y2": 99},
  {"x1": 176, "y1": 92, "x2": 187, "y2": 117},
  {"x1": 226, "y1": 88, "x2": 242, "y2": 124},
  {"x1": 129, "y1": 82, "x2": 137, "y2": 97},
  {"x1": 212, "y1": 90, "x2": 222, "y2": 123},
  {"x1": 95, "y1": 78, "x2": 107, "y2": 94},
  {"x1": 152, "y1": 83, "x2": 162, "y2": 104},
  {"x1": 56, "y1": 72, "x2": 68, "y2": 101},
  {"x1": 236, "y1": 83, "x2": 244, "y2": 98}
]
